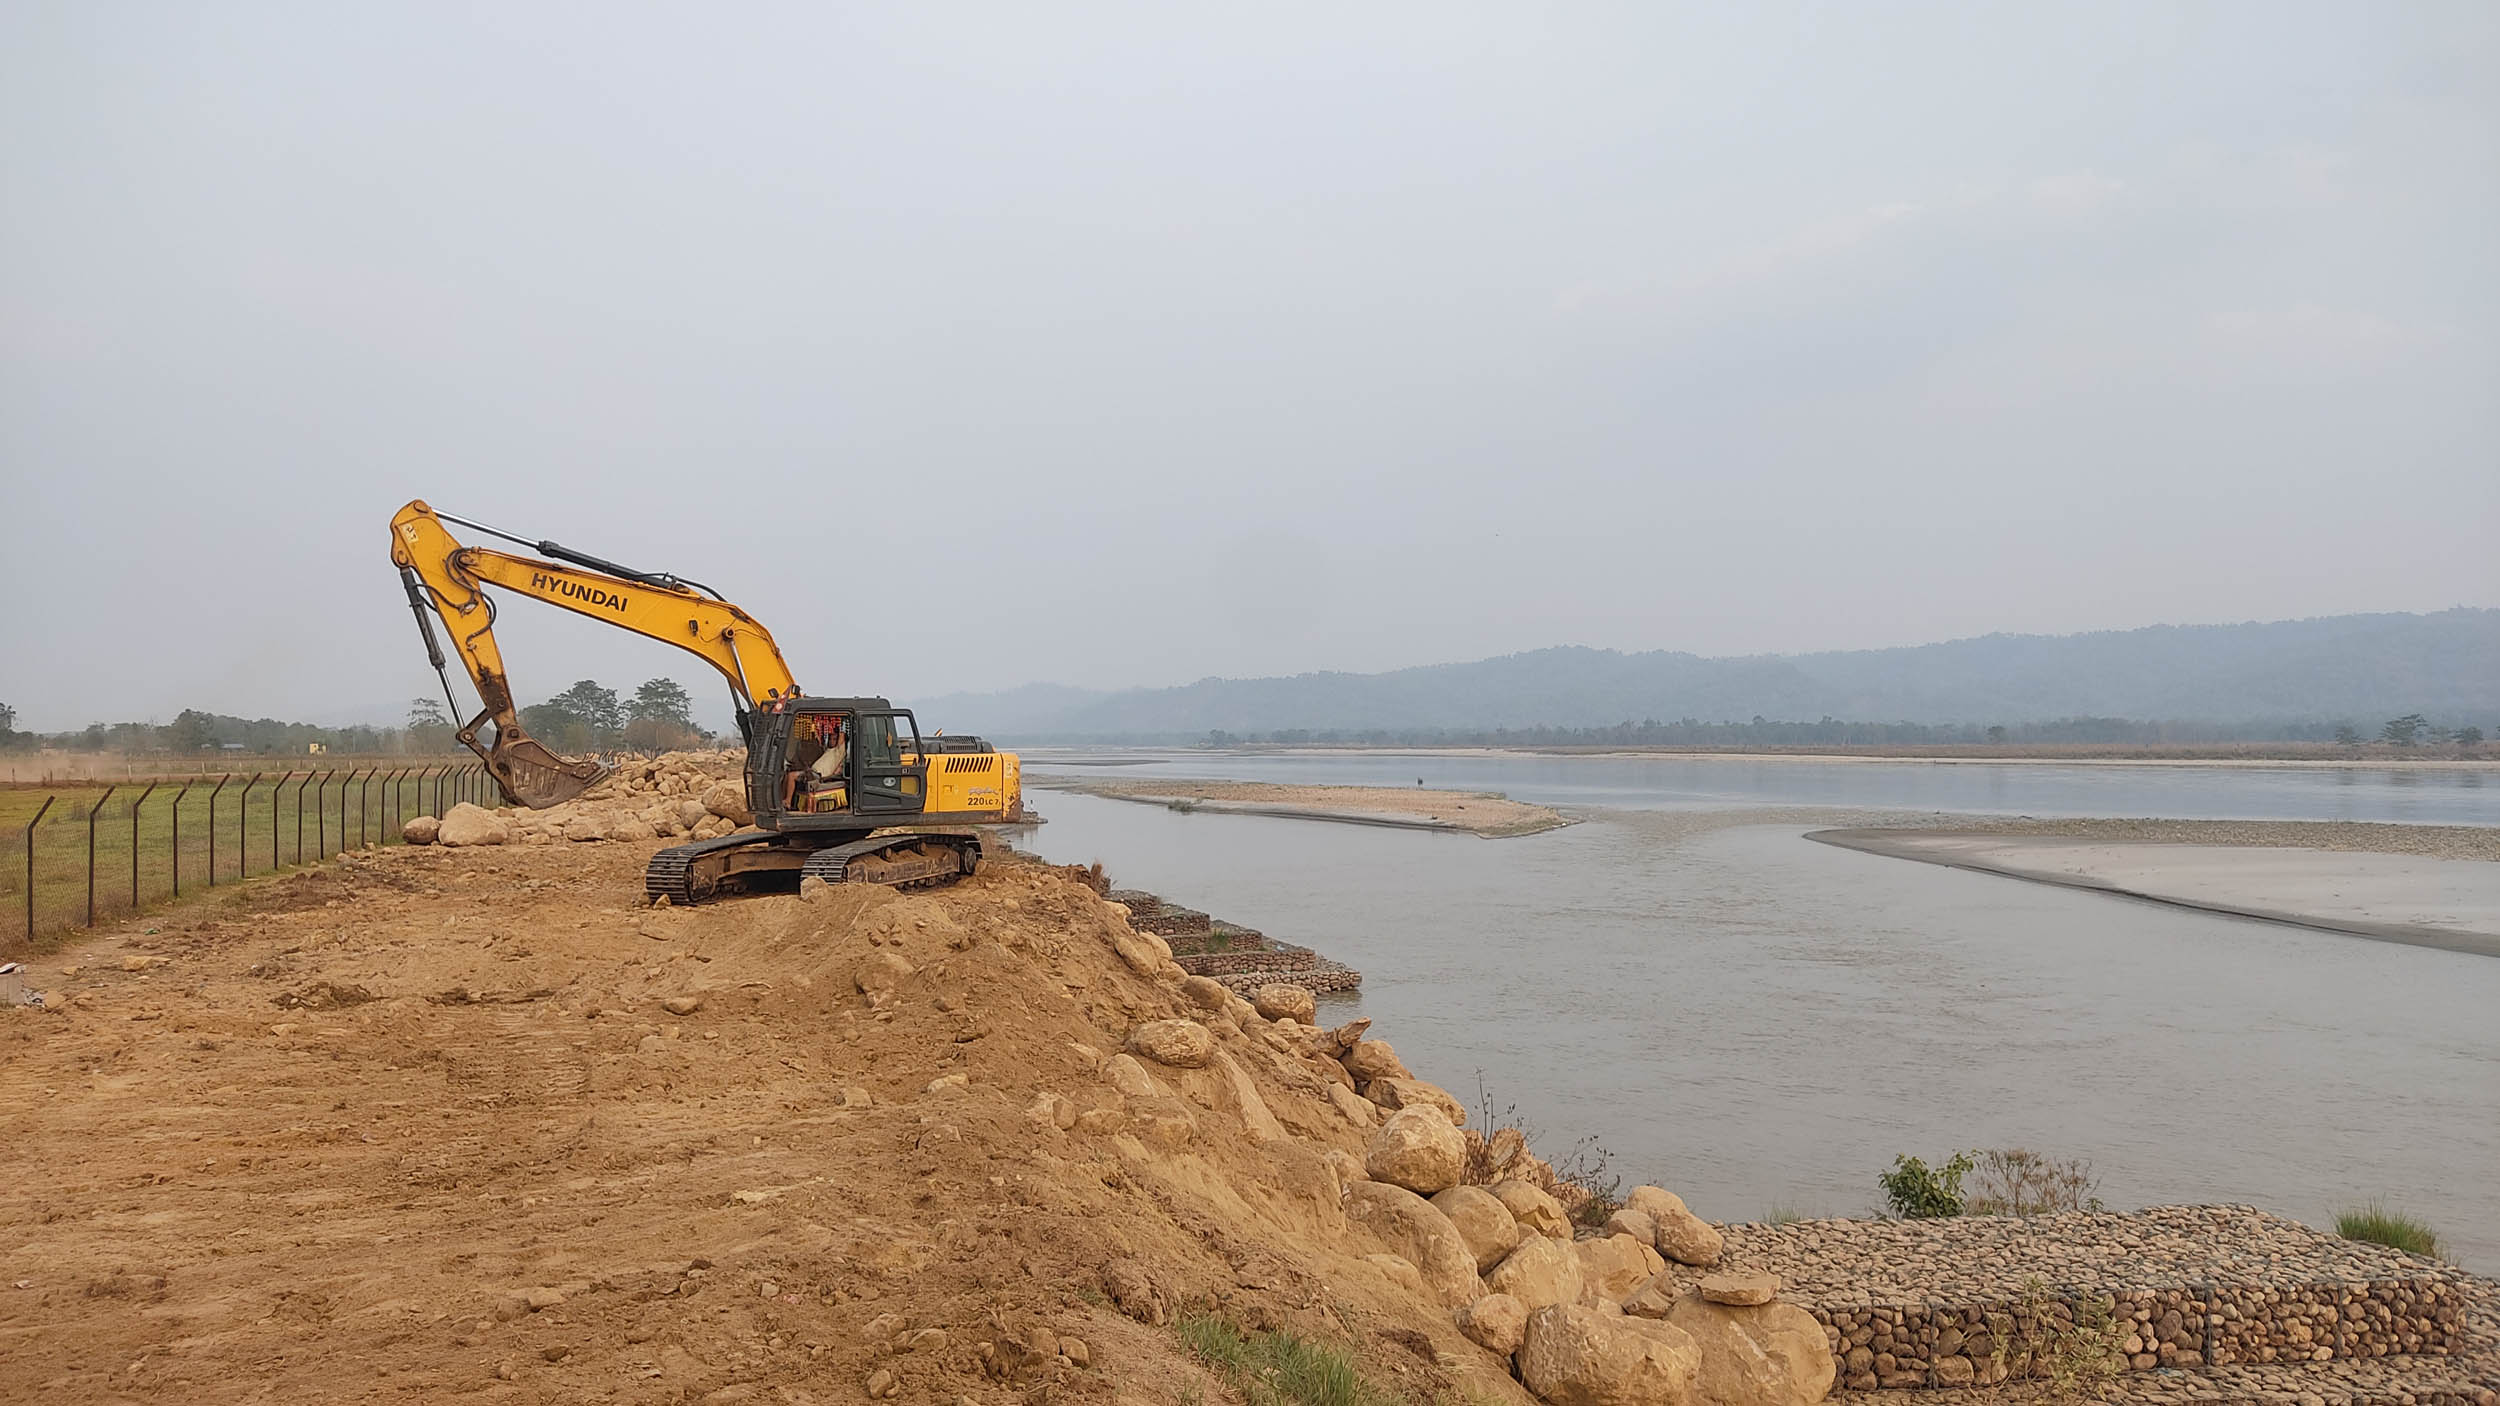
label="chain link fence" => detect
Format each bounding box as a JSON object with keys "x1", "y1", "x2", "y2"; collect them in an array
[{"x1": 3, "y1": 764, "x2": 492, "y2": 946}]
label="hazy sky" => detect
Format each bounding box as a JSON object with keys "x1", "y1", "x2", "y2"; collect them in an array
[{"x1": 4, "y1": 2, "x2": 2495, "y2": 732}]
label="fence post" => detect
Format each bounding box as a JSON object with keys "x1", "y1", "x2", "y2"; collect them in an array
[
  {"x1": 351, "y1": 768, "x2": 370, "y2": 850},
  {"x1": 236, "y1": 773, "x2": 263, "y2": 879},
  {"x1": 85, "y1": 785, "x2": 117, "y2": 929},
  {"x1": 128, "y1": 781, "x2": 159, "y2": 909},
  {"x1": 290, "y1": 772, "x2": 314, "y2": 865},
  {"x1": 206, "y1": 774, "x2": 234, "y2": 887},
  {"x1": 385, "y1": 767, "x2": 405, "y2": 841},
  {"x1": 271, "y1": 772, "x2": 285, "y2": 874},
  {"x1": 170, "y1": 781, "x2": 194, "y2": 896},
  {"x1": 23, "y1": 796, "x2": 55, "y2": 941},
  {"x1": 316, "y1": 770, "x2": 334, "y2": 859}
]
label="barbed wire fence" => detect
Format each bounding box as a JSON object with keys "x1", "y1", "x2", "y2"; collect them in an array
[{"x1": 4, "y1": 763, "x2": 492, "y2": 946}]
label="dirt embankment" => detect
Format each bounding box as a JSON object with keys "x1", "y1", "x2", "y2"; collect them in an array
[
  {"x1": 1035, "y1": 780, "x2": 1570, "y2": 837},
  {"x1": 0, "y1": 840, "x2": 1562, "y2": 1405}
]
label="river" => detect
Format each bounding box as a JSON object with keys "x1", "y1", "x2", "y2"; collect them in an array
[{"x1": 1012, "y1": 752, "x2": 2500, "y2": 1269}]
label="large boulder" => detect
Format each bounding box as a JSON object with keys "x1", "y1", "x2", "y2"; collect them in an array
[
  {"x1": 1127, "y1": 1019, "x2": 1215, "y2": 1069},
  {"x1": 1456, "y1": 1293, "x2": 1528, "y2": 1356},
  {"x1": 1517, "y1": 1304, "x2": 1702, "y2": 1406},
  {"x1": 1605, "y1": 1208, "x2": 1658, "y2": 1244},
  {"x1": 1104, "y1": 1054, "x2": 1164, "y2": 1099},
  {"x1": 437, "y1": 802, "x2": 509, "y2": 847},
  {"x1": 1342, "y1": 1038, "x2": 1411, "y2": 1084},
  {"x1": 1365, "y1": 1105, "x2": 1467, "y2": 1194},
  {"x1": 1342, "y1": 1182, "x2": 1483, "y2": 1307},
  {"x1": 1624, "y1": 1186, "x2": 1725, "y2": 1268},
  {"x1": 1107, "y1": 926, "x2": 1174, "y2": 978},
  {"x1": 1576, "y1": 1233, "x2": 1667, "y2": 1304},
  {"x1": 1250, "y1": 983, "x2": 1316, "y2": 1024},
  {"x1": 1363, "y1": 1076, "x2": 1467, "y2": 1125},
  {"x1": 1491, "y1": 1179, "x2": 1574, "y2": 1239},
  {"x1": 1483, "y1": 1233, "x2": 1584, "y2": 1313},
  {"x1": 1622, "y1": 1272, "x2": 1684, "y2": 1320},
  {"x1": 400, "y1": 815, "x2": 440, "y2": 845},
  {"x1": 699, "y1": 780, "x2": 752, "y2": 826},
  {"x1": 1430, "y1": 1185, "x2": 1523, "y2": 1271},
  {"x1": 1698, "y1": 1271, "x2": 1779, "y2": 1307},
  {"x1": 1664, "y1": 1292, "x2": 1835, "y2": 1406}
]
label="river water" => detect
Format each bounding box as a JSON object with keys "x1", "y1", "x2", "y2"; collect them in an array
[{"x1": 1013, "y1": 753, "x2": 2500, "y2": 1268}]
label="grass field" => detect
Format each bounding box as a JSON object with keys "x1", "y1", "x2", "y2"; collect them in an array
[{"x1": 0, "y1": 765, "x2": 494, "y2": 946}]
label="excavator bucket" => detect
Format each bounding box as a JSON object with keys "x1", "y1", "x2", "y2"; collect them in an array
[{"x1": 477, "y1": 728, "x2": 612, "y2": 809}]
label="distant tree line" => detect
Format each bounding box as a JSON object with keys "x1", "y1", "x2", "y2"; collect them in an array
[
  {"x1": 1, "y1": 678, "x2": 713, "y2": 757},
  {"x1": 508, "y1": 678, "x2": 707, "y2": 753},
  {"x1": 1193, "y1": 713, "x2": 2497, "y2": 750}
]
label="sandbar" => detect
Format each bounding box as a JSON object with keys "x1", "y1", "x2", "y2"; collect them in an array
[
  {"x1": 1027, "y1": 778, "x2": 1570, "y2": 837},
  {"x1": 1809, "y1": 823, "x2": 2500, "y2": 957}
]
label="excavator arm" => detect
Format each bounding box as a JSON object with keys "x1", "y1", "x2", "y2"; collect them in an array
[{"x1": 389, "y1": 499, "x2": 801, "y2": 808}]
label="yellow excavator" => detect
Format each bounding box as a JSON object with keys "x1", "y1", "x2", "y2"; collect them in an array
[{"x1": 389, "y1": 499, "x2": 1020, "y2": 903}]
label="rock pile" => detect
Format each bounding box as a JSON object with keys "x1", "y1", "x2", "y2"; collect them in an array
[
  {"x1": 1110, "y1": 886, "x2": 1366, "y2": 994},
  {"x1": 403, "y1": 751, "x2": 749, "y2": 848},
  {"x1": 1287, "y1": 1019, "x2": 1833, "y2": 1406},
  {"x1": 1719, "y1": 1206, "x2": 2488, "y2": 1397}
]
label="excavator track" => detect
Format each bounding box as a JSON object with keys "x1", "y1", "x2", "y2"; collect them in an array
[
  {"x1": 644, "y1": 829, "x2": 981, "y2": 905},
  {"x1": 643, "y1": 830, "x2": 790, "y2": 907},
  {"x1": 800, "y1": 831, "x2": 981, "y2": 891}
]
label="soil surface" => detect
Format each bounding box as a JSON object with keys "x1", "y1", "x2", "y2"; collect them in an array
[
  {"x1": 0, "y1": 840, "x2": 1529, "y2": 1406},
  {"x1": 1032, "y1": 780, "x2": 1568, "y2": 837}
]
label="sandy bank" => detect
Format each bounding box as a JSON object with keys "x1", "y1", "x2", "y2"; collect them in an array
[
  {"x1": 1030, "y1": 778, "x2": 1572, "y2": 837},
  {"x1": 1809, "y1": 824, "x2": 2500, "y2": 957}
]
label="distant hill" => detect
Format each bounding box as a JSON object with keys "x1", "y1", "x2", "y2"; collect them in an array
[{"x1": 921, "y1": 609, "x2": 2500, "y2": 742}]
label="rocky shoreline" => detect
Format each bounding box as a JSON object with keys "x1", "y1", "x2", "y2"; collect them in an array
[
  {"x1": 1107, "y1": 887, "x2": 1364, "y2": 994},
  {"x1": 1715, "y1": 1206, "x2": 2487, "y2": 1397}
]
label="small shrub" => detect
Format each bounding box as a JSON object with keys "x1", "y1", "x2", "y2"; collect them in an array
[
  {"x1": 1551, "y1": 1133, "x2": 1623, "y2": 1226},
  {"x1": 1989, "y1": 1278, "x2": 2124, "y2": 1393},
  {"x1": 1762, "y1": 1204, "x2": 1813, "y2": 1226},
  {"x1": 1966, "y1": 1148, "x2": 2104, "y2": 1216},
  {"x1": 2338, "y1": 1204, "x2": 2441, "y2": 1258},
  {"x1": 1176, "y1": 1314, "x2": 1405, "y2": 1406},
  {"x1": 1879, "y1": 1151, "x2": 1975, "y2": 1219}
]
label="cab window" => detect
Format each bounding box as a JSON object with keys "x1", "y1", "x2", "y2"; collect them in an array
[{"x1": 858, "y1": 714, "x2": 903, "y2": 767}]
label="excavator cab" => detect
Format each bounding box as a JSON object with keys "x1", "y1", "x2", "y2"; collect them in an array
[{"x1": 747, "y1": 698, "x2": 928, "y2": 828}]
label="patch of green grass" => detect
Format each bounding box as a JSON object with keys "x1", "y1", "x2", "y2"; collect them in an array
[
  {"x1": 3, "y1": 770, "x2": 467, "y2": 944},
  {"x1": 2338, "y1": 1204, "x2": 2442, "y2": 1258},
  {"x1": 1762, "y1": 1204, "x2": 1814, "y2": 1226},
  {"x1": 1175, "y1": 1314, "x2": 1406, "y2": 1406}
]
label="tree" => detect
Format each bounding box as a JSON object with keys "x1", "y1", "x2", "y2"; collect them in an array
[
  {"x1": 2455, "y1": 726, "x2": 2484, "y2": 747},
  {"x1": 0, "y1": 701, "x2": 15, "y2": 748},
  {"x1": 2332, "y1": 723, "x2": 2361, "y2": 747},
  {"x1": 629, "y1": 678, "x2": 695, "y2": 729},
  {"x1": 517, "y1": 679, "x2": 624, "y2": 752},
  {"x1": 165, "y1": 708, "x2": 217, "y2": 752},
  {"x1": 407, "y1": 697, "x2": 456, "y2": 754},
  {"x1": 2380, "y1": 714, "x2": 2428, "y2": 747},
  {"x1": 1985, "y1": 725, "x2": 2008, "y2": 744}
]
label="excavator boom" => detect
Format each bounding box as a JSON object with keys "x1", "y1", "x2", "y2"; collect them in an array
[{"x1": 390, "y1": 500, "x2": 801, "y2": 807}]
